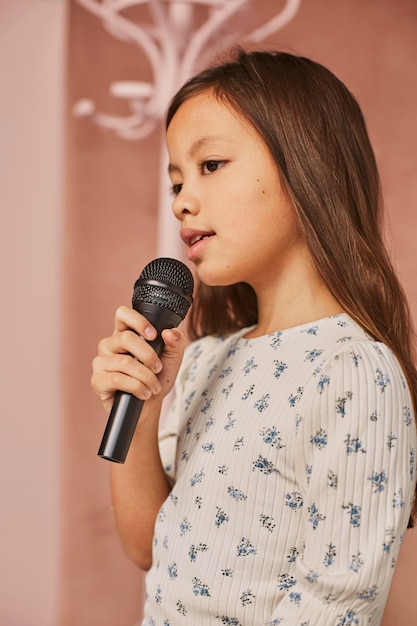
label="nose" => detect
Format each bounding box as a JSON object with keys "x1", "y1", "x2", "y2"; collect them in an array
[{"x1": 171, "y1": 188, "x2": 200, "y2": 221}]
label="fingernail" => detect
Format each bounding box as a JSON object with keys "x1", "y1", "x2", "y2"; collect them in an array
[
  {"x1": 144, "y1": 326, "x2": 156, "y2": 340},
  {"x1": 153, "y1": 382, "x2": 161, "y2": 394},
  {"x1": 143, "y1": 388, "x2": 151, "y2": 399},
  {"x1": 154, "y1": 360, "x2": 162, "y2": 373}
]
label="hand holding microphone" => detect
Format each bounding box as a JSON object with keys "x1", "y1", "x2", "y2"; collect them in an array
[{"x1": 93, "y1": 258, "x2": 194, "y2": 464}]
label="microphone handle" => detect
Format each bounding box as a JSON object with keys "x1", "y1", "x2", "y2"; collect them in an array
[{"x1": 98, "y1": 304, "x2": 182, "y2": 463}]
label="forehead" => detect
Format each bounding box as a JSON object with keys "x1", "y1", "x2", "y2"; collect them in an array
[{"x1": 166, "y1": 90, "x2": 262, "y2": 155}]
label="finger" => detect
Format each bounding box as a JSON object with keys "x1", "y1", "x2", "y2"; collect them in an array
[
  {"x1": 91, "y1": 354, "x2": 162, "y2": 401},
  {"x1": 98, "y1": 331, "x2": 162, "y2": 374},
  {"x1": 113, "y1": 305, "x2": 157, "y2": 341}
]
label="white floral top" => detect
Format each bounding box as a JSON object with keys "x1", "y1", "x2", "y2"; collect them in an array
[{"x1": 142, "y1": 314, "x2": 416, "y2": 626}]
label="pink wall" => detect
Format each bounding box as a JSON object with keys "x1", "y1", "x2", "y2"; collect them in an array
[{"x1": 0, "y1": 2, "x2": 65, "y2": 625}]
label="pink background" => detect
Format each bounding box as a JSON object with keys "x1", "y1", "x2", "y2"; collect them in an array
[{"x1": 1, "y1": 1, "x2": 416, "y2": 624}]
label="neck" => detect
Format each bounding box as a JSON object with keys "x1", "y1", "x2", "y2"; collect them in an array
[{"x1": 245, "y1": 255, "x2": 344, "y2": 338}]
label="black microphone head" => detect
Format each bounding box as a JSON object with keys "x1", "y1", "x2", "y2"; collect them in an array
[{"x1": 132, "y1": 257, "x2": 194, "y2": 320}]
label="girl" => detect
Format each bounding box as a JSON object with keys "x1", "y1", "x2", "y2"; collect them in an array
[{"x1": 91, "y1": 49, "x2": 417, "y2": 625}]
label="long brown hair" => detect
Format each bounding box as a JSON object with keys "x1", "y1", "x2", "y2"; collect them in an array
[{"x1": 166, "y1": 48, "x2": 417, "y2": 524}]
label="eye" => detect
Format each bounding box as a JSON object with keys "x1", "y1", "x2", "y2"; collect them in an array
[
  {"x1": 201, "y1": 160, "x2": 226, "y2": 175},
  {"x1": 170, "y1": 182, "x2": 183, "y2": 197}
]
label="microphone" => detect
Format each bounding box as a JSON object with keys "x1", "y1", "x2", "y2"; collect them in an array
[{"x1": 98, "y1": 257, "x2": 194, "y2": 463}]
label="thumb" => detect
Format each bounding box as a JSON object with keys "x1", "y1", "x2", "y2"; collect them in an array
[{"x1": 157, "y1": 328, "x2": 187, "y2": 394}]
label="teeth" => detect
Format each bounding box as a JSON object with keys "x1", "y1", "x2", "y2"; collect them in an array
[{"x1": 190, "y1": 234, "x2": 207, "y2": 245}]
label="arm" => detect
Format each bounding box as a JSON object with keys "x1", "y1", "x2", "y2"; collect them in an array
[
  {"x1": 270, "y1": 342, "x2": 416, "y2": 625},
  {"x1": 91, "y1": 305, "x2": 187, "y2": 570}
]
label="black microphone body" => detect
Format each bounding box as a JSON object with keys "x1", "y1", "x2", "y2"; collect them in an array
[{"x1": 98, "y1": 258, "x2": 194, "y2": 463}]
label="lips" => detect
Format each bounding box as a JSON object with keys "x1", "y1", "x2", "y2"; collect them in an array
[
  {"x1": 181, "y1": 228, "x2": 215, "y2": 247},
  {"x1": 180, "y1": 228, "x2": 215, "y2": 261}
]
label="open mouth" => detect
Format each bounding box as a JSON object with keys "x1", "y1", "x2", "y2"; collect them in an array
[{"x1": 181, "y1": 229, "x2": 215, "y2": 247}]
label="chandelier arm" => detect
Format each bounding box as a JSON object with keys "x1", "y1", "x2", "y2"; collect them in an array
[
  {"x1": 145, "y1": 0, "x2": 179, "y2": 116},
  {"x1": 75, "y1": 0, "x2": 162, "y2": 103},
  {"x1": 248, "y1": 0, "x2": 301, "y2": 42},
  {"x1": 179, "y1": 0, "x2": 248, "y2": 84}
]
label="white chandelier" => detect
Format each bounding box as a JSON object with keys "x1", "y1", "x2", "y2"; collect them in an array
[{"x1": 72, "y1": 0, "x2": 301, "y2": 256}]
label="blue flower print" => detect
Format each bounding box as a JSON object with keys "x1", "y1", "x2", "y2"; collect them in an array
[
  {"x1": 192, "y1": 577, "x2": 211, "y2": 596},
  {"x1": 179, "y1": 516, "x2": 192, "y2": 536},
  {"x1": 351, "y1": 352, "x2": 362, "y2": 367},
  {"x1": 237, "y1": 537, "x2": 257, "y2": 557},
  {"x1": 189, "y1": 543, "x2": 208, "y2": 562},
  {"x1": 224, "y1": 411, "x2": 236, "y2": 431},
  {"x1": 240, "y1": 589, "x2": 255, "y2": 606},
  {"x1": 254, "y1": 394, "x2": 270, "y2": 412},
  {"x1": 410, "y1": 448, "x2": 415, "y2": 480},
  {"x1": 176, "y1": 600, "x2": 187, "y2": 616},
  {"x1": 383, "y1": 527, "x2": 395, "y2": 553},
  {"x1": 215, "y1": 507, "x2": 229, "y2": 527},
  {"x1": 228, "y1": 486, "x2": 247, "y2": 501},
  {"x1": 221, "y1": 568, "x2": 233, "y2": 577},
  {"x1": 285, "y1": 491, "x2": 304, "y2": 511},
  {"x1": 184, "y1": 390, "x2": 196, "y2": 411},
  {"x1": 306, "y1": 570, "x2": 319, "y2": 584},
  {"x1": 286, "y1": 546, "x2": 301, "y2": 563},
  {"x1": 233, "y1": 436, "x2": 244, "y2": 450},
  {"x1": 342, "y1": 502, "x2": 361, "y2": 527},
  {"x1": 259, "y1": 426, "x2": 285, "y2": 449},
  {"x1": 277, "y1": 573, "x2": 297, "y2": 591},
  {"x1": 273, "y1": 360, "x2": 288, "y2": 379},
  {"x1": 375, "y1": 368, "x2": 390, "y2": 392},
  {"x1": 219, "y1": 366, "x2": 232, "y2": 379},
  {"x1": 252, "y1": 455, "x2": 280, "y2": 475},
  {"x1": 349, "y1": 552, "x2": 364, "y2": 573},
  {"x1": 392, "y1": 489, "x2": 405, "y2": 509},
  {"x1": 311, "y1": 428, "x2": 328, "y2": 450},
  {"x1": 404, "y1": 406, "x2": 412, "y2": 426},
  {"x1": 155, "y1": 585, "x2": 162, "y2": 604},
  {"x1": 221, "y1": 383, "x2": 234, "y2": 398},
  {"x1": 288, "y1": 387, "x2": 304, "y2": 407},
  {"x1": 308, "y1": 503, "x2": 326, "y2": 529},
  {"x1": 289, "y1": 591, "x2": 302, "y2": 606},
  {"x1": 167, "y1": 562, "x2": 178, "y2": 579},
  {"x1": 190, "y1": 468, "x2": 205, "y2": 487},
  {"x1": 217, "y1": 617, "x2": 242, "y2": 626},
  {"x1": 358, "y1": 585, "x2": 378, "y2": 602},
  {"x1": 260, "y1": 425, "x2": 285, "y2": 449},
  {"x1": 242, "y1": 357, "x2": 258, "y2": 375},
  {"x1": 269, "y1": 331, "x2": 283, "y2": 348},
  {"x1": 260, "y1": 514, "x2": 276, "y2": 532},
  {"x1": 368, "y1": 470, "x2": 387, "y2": 493},
  {"x1": 317, "y1": 374, "x2": 330, "y2": 394},
  {"x1": 241, "y1": 385, "x2": 255, "y2": 400},
  {"x1": 344, "y1": 435, "x2": 366, "y2": 455},
  {"x1": 301, "y1": 325, "x2": 319, "y2": 335},
  {"x1": 304, "y1": 348, "x2": 323, "y2": 362},
  {"x1": 201, "y1": 398, "x2": 213, "y2": 414},
  {"x1": 386, "y1": 432, "x2": 397, "y2": 450},
  {"x1": 336, "y1": 610, "x2": 359, "y2": 625},
  {"x1": 201, "y1": 441, "x2": 215, "y2": 453},
  {"x1": 336, "y1": 391, "x2": 353, "y2": 416},
  {"x1": 327, "y1": 470, "x2": 338, "y2": 489},
  {"x1": 323, "y1": 543, "x2": 337, "y2": 567},
  {"x1": 204, "y1": 415, "x2": 215, "y2": 432}
]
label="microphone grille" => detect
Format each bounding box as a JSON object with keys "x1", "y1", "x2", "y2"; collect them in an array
[{"x1": 132, "y1": 257, "x2": 194, "y2": 320}]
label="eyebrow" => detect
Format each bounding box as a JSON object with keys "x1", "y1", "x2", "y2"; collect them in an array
[{"x1": 168, "y1": 135, "x2": 231, "y2": 174}]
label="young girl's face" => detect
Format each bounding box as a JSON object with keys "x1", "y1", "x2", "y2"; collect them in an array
[{"x1": 166, "y1": 89, "x2": 306, "y2": 291}]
